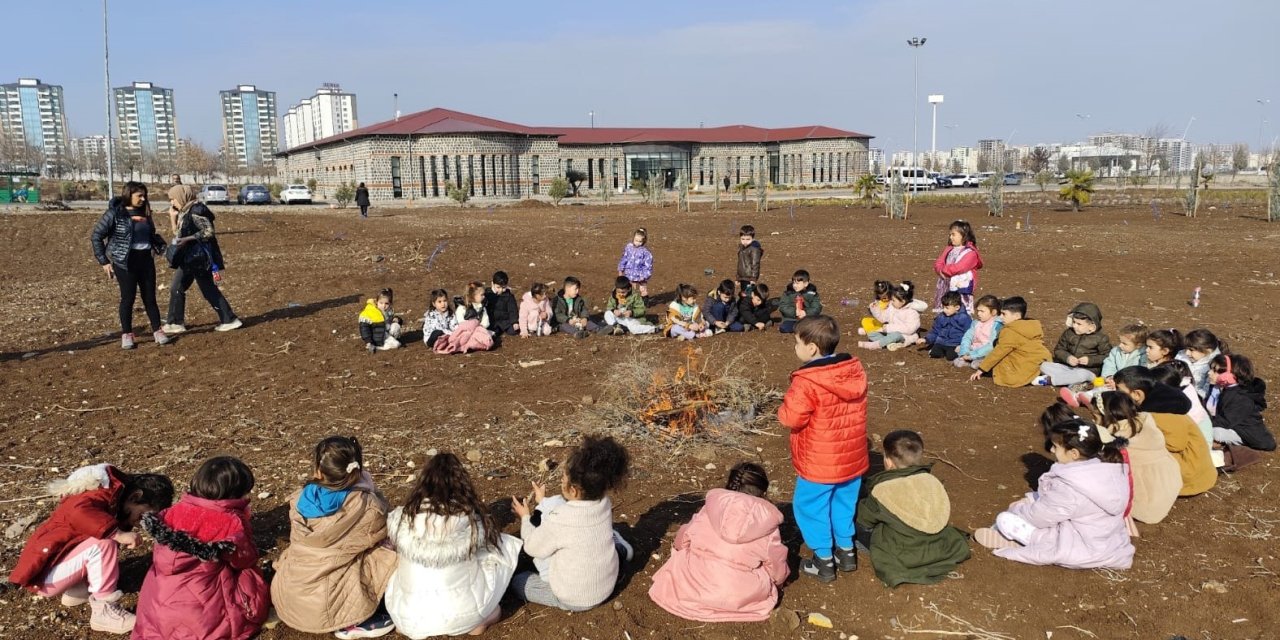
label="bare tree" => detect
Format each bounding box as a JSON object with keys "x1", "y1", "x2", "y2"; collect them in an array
[
  {"x1": 1024, "y1": 146, "x2": 1052, "y2": 174},
  {"x1": 1143, "y1": 123, "x2": 1171, "y2": 183},
  {"x1": 1232, "y1": 143, "x2": 1249, "y2": 179}
]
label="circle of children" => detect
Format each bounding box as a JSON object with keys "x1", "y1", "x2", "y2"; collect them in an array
[{"x1": 12, "y1": 223, "x2": 1273, "y2": 639}]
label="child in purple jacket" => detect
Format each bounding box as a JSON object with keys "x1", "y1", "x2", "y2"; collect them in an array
[{"x1": 617, "y1": 228, "x2": 653, "y2": 298}]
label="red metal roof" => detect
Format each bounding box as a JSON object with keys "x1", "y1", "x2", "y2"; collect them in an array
[{"x1": 280, "y1": 108, "x2": 871, "y2": 153}]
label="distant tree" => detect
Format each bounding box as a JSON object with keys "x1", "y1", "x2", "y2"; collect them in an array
[
  {"x1": 976, "y1": 155, "x2": 991, "y2": 173},
  {"x1": 949, "y1": 158, "x2": 962, "y2": 173},
  {"x1": 548, "y1": 177, "x2": 569, "y2": 205},
  {"x1": 306, "y1": 177, "x2": 318, "y2": 193},
  {"x1": 1034, "y1": 170, "x2": 1054, "y2": 192},
  {"x1": 1025, "y1": 146, "x2": 1052, "y2": 174},
  {"x1": 734, "y1": 181, "x2": 752, "y2": 202},
  {"x1": 1058, "y1": 169, "x2": 1096, "y2": 212},
  {"x1": 1268, "y1": 155, "x2": 1280, "y2": 222},
  {"x1": 1232, "y1": 143, "x2": 1249, "y2": 176},
  {"x1": 335, "y1": 181, "x2": 355, "y2": 207},
  {"x1": 1056, "y1": 154, "x2": 1070, "y2": 173},
  {"x1": 268, "y1": 183, "x2": 283, "y2": 200},
  {"x1": 854, "y1": 174, "x2": 881, "y2": 208},
  {"x1": 565, "y1": 168, "x2": 586, "y2": 197},
  {"x1": 447, "y1": 178, "x2": 472, "y2": 206}
]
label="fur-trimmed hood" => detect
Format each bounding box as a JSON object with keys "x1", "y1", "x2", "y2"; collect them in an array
[
  {"x1": 387, "y1": 507, "x2": 485, "y2": 567},
  {"x1": 142, "y1": 511, "x2": 236, "y2": 561}
]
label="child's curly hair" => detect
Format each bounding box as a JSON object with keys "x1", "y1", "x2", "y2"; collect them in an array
[{"x1": 565, "y1": 435, "x2": 630, "y2": 501}]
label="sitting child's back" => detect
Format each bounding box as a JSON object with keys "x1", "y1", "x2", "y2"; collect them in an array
[{"x1": 856, "y1": 431, "x2": 969, "y2": 587}]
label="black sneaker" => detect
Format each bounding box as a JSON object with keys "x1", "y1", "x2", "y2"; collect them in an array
[
  {"x1": 334, "y1": 610, "x2": 395, "y2": 639},
  {"x1": 800, "y1": 555, "x2": 836, "y2": 583},
  {"x1": 833, "y1": 546, "x2": 858, "y2": 572}
]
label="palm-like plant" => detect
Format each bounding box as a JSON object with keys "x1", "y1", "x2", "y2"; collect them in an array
[
  {"x1": 854, "y1": 174, "x2": 882, "y2": 207},
  {"x1": 1058, "y1": 169, "x2": 1095, "y2": 212}
]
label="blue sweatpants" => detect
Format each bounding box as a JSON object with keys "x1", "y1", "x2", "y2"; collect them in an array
[{"x1": 793, "y1": 475, "x2": 862, "y2": 559}]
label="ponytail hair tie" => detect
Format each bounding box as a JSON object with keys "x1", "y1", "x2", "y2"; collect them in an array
[
  {"x1": 346, "y1": 461, "x2": 361, "y2": 474},
  {"x1": 900, "y1": 283, "x2": 910, "y2": 291}
]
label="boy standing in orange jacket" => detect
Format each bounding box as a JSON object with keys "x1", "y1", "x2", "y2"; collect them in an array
[{"x1": 778, "y1": 315, "x2": 870, "y2": 583}]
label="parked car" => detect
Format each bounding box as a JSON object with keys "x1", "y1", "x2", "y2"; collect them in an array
[
  {"x1": 932, "y1": 173, "x2": 952, "y2": 188},
  {"x1": 975, "y1": 172, "x2": 998, "y2": 185},
  {"x1": 280, "y1": 184, "x2": 313, "y2": 204},
  {"x1": 1003, "y1": 173, "x2": 1023, "y2": 186},
  {"x1": 946, "y1": 173, "x2": 978, "y2": 187},
  {"x1": 237, "y1": 184, "x2": 271, "y2": 205},
  {"x1": 198, "y1": 184, "x2": 229, "y2": 204}
]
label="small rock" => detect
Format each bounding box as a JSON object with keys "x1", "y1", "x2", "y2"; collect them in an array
[
  {"x1": 807, "y1": 612, "x2": 833, "y2": 628},
  {"x1": 5, "y1": 513, "x2": 37, "y2": 539},
  {"x1": 582, "y1": 395, "x2": 594, "y2": 405},
  {"x1": 406, "y1": 460, "x2": 415, "y2": 468},
  {"x1": 1201, "y1": 580, "x2": 1228, "y2": 594},
  {"x1": 538, "y1": 458, "x2": 558, "y2": 473},
  {"x1": 426, "y1": 448, "x2": 438, "y2": 457},
  {"x1": 257, "y1": 491, "x2": 271, "y2": 500},
  {"x1": 542, "y1": 439, "x2": 564, "y2": 448},
  {"x1": 21, "y1": 352, "x2": 35, "y2": 360},
  {"x1": 704, "y1": 463, "x2": 716, "y2": 470},
  {"x1": 372, "y1": 255, "x2": 384, "y2": 262},
  {"x1": 612, "y1": 600, "x2": 623, "y2": 611},
  {"x1": 466, "y1": 449, "x2": 482, "y2": 463},
  {"x1": 774, "y1": 608, "x2": 801, "y2": 631}
]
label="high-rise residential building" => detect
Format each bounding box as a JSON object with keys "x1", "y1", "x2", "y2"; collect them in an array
[
  {"x1": 868, "y1": 148, "x2": 885, "y2": 171},
  {"x1": 70, "y1": 135, "x2": 111, "y2": 159},
  {"x1": 282, "y1": 83, "x2": 357, "y2": 149},
  {"x1": 976, "y1": 138, "x2": 1005, "y2": 171},
  {"x1": 219, "y1": 84, "x2": 278, "y2": 167},
  {"x1": 0, "y1": 78, "x2": 68, "y2": 171},
  {"x1": 1156, "y1": 138, "x2": 1195, "y2": 172},
  {"x1": 114, "y1": 81, "x2": 178, "y2": 160}
]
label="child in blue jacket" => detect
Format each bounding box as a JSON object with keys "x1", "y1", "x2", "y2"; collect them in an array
[
  {"x1": 916, "y1": 292, "x2": 971, "y2": 360},
  {"x1": 953, "y1": 295, "x2": 1002, "y2": 369}
]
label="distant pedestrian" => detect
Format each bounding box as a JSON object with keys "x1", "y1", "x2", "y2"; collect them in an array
[
  {"x1": 355, "y1": 182, "x2": 370, "y2": 218},
  {"x1": 91, "y1": 181, "x2": 169, "y2": 350},
  {"x1": 723, "y1": 175, "x2": 731, "y2": 192}
]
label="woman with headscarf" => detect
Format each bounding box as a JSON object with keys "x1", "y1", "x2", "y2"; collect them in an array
[
  {"x1": 91, "y1": 181, "x2": 169, "y2": 350},
  {"x1": 162, "y1": 185, "x2": 242, "y2": 334},
  {"x1": 355, "y1": 182, "x2": 370, "y2": 218}
]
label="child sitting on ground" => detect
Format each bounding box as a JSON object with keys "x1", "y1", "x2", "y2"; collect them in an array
[
  {"x1": 855, "y1": 430, "x2": 970, "y2": 587},
  {"x1": 133, "y1": 457, "x2": 268, "y2": 640},
  {"x1": 738, "y1": 283, "x2": 773, "y2": 331},
  {"x1": 422, "y1": 289, "x2": 458, "y2": 348},
  {"x1": 553, "y1": 276, "x2": 598, "y2": 338},
  {"x1": 736, "y1": 225, "x2": 763, "y2": 294},
  {"x1": 385, "y1": 452, "x2": 521, "y2": 638},
  {"x1": 778, "y1": 315, "x2": 868, "y2": 583},
  {"x1": 1111, "y1": 366, "x2": 1216, "y2": 496},
  {"x1": 511, "y1": 435, "x2": 634, "y2": 612},
  {"x1": 483, "y1": 271, "x2": 520, "y2": 337},
  {"x1": 1208, "y1": 354, "x2": 1275, "y2": 452},
  {"x1": 706, "y1": 280, "x2": 744, "y2": 334},
  {"x1": 1035, "y1": 302, "x2": 1111, "y2": 388},
  {"x1": 1150, "y1": 361, "x2": 1213, "y2": 445},
  {"x1": 858, "y1": 280, "x2": 892, "y2": 336},
  {"x1": 1064, "y1": 322, "x2": 1148, "y2": 406},
  {"x1": 975, "y1": 420, "x2": 1134, "y2": 570},
  {"x1": 665, "y1": 283, "x2": 713, "y2": 340},
  {"x1": 603, "y1": 277, "x2": 656, "y2": 335},
  {"x1": 953, "y1": 295, "x2": 1002, "y2": 369},
  {"x1": 272, "y1": 436, "x2": 397, "y2": 638},
  {"x1": 359, "y1": 288, "x2": 403, "y2": 353},
  {"x1": 1144, "y1": 328, "x2": 1181, "y2": 368},
  {"x1": 970, "y1": 296, "x2": 1052, "y2": 387},
  {"x1": 1096, "y1": 394, "x2": 1180, "y2": 526},
  {"x1": 8, "y1": 465, "x2": 174, "y2": 635},
  {"x1": 1178, "y1": 329, "x2": 1225, "y2": 399},
  {"x1": 648, "y1": 463, "x2": 788, "y2": 622},
  {"x1": 456, "y1": 282, "x2": 492, "y2": 332},
  {"x1": 617, "y1": 228, "x2": 653, "y2": 298},
  {"x1": 778, "y1": 270, "x2": 822, "y2": 334},
  {"x1": 519, "y1": 282, "x2": 554, "y2": 337},
  {"x1": 916, "y1": 291, "x2": 971, "y2": 360},
  {"x1": 858, "y1": 281, "x2": 921, "y2": 352}
]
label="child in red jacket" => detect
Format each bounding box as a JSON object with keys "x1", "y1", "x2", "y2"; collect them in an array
[
  {"x1": 133, "y1": 456, "x2": 269, "y2": 640},
  {"x1": 8, "y1": 464, "x2": 173, "y2": 635},
  {"x1": 778, "y1": 315, "x2": 870, "y2": 583}
]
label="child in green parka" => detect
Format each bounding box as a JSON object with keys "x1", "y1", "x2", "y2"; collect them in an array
[
  {"x1": 855, "y1": 430, "x2": 969, "y2": 587},
  {"x1": 603, "y1": 277, "x2": 656, "y2": 335}
]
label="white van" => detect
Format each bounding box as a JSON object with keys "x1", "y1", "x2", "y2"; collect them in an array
[{"x1": 885, "y1": 166, "x2": 934, "y2": 191}]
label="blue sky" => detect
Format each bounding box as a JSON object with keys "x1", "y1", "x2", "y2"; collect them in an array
[{"x1": 7, "y1": 0, "x2": 1278, "y2": 153}]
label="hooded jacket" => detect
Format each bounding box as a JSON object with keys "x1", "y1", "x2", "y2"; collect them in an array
[
  {"x1": 869, "y1": 301, "x2": 922, "y2": 342},
  {"x1": 90, "y1": 197, "x2": 165, "y2": 270},
  {"x1": 355, "y1": 185, "x2": 371, "y2": 207},
  {"x1": 384, "y1": 508, "x2": 521, "y2": 639},
  {"x1": 552, "y1": 291, "x2": 587, "y2": 328},
  {"x1": 995, "y1": 458, "x2": 1134, "y2": 570},
  {"x1": 483, "y1": 288, "x2": 519, "y2": 334},
  {"x1": 934, "y1": 243, "x2": 983, "y2": 294},
  {"x1": 736, "y1": 240, "x2": 763, "y2": 281},
  {"x1": 618, "y1": 243, "x2": 654, "y2": 282},
  {"x1": 1146, "y1": 410, "x2": 1216, "y2": 496},
  {"x1": 1052, "y1": 303, "x2": 1113, "y2": 374},
  {"x1": 778, "y1": 284, "x2": 822, "y2": 322},
  {"x1": 1210, "y1": 378, "x2": 1275, "y2": 451},
  {"x1": 270, "y1": 477, "x2": 398, "y2": 634},
  {"x1": 1101, "y1": 345, "x2": 1147, "y2": 379},
  {"x1": 979, "y1": 319, "x2": 1052, "y2": 387},
  {"x1": 519, "y1": 292, "x2": 553, "y2": 336},
  {"x1": 1105, "y1": 413, "x2": 1181, "y2": 524},
  {"x1": 358, "y1": 300, "x2": 391, "y2": 347},
  {"x1": 778, "y1": 354, "x2": 869, "y2": 483},
  {"x1": 9, "y1": 464, "x2": 132, "y2": 589},
  {"x1": 924, "y1": 309, "x2": 972, "y2": 348},
  {"x1": 648, "y1": 489, "x2": 787, "y2": 622},
  {"x1": 606, "y1": 289, "x2": 649, "y2": 323},
  {"x1": 704, "y1": 294, "x2": 740, "y2": 327},
  {"x1": 1177, "y1": 348, "x2": 1221, "y2": 399},
  {"x1": 855, "y1": 465, "x2": 970, "y2": 587},
  {"x1": 737, "y1": 294, "x2": 773, "y2": 326},
  {"x1": 957, "y1": 318, "x2": 1003, "y2": 360},
  {"x1": 133, "y1": 495, "x2": 269, "y2": 640}
]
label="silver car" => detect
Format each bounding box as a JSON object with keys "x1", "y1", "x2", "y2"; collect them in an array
[{"x1": 198, "y1": 184, "x2": 229, "y2": 204}]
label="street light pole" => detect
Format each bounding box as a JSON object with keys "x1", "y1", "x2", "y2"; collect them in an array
[
  {"x1": 928, "y1": 95, "x2": 943, "y2": 170},
  {"x1": 102, "y1": 0, "x2": 115, "y2": 197},
  {"x1": 907, "y1": 37, "x2": 926, "y2": 169},
  {"x1": 1257, "y1": 99, "x2": 1270, "y2": 166},
  {"x1": 589, "y1": 111, "x2": 594, "y2": 129}
]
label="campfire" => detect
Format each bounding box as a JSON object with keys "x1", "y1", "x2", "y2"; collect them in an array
[{"x1": 588, "y1": 346, "x2": 778, "y2": 446}]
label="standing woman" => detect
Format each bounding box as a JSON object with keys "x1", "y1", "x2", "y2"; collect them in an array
[
  {"x1": 162, "y1": 185, "x2": 241, "y2": 334},
  {"x1": 355, "y1": 182, "x2": 370, "y2": 218},
  {"x1": 91, "y1": 181, "x2": 169, "y2": 349}
]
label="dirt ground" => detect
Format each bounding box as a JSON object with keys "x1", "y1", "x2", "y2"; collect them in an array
[{"x1": 1, "y1": 197, "x2": 1277, "y2": 640}]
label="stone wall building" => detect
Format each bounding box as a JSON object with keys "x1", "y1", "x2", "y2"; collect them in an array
[{"x1": 274, "y1": 108, "x2": 872, "y2": 201}]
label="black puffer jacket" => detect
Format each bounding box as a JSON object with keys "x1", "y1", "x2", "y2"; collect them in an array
[
  {"x1": 91, "y1": 197, "x2": 165, "y2": 269},
  {"x1": 1212, "y1": 379, "x2": 1275, "y2": 451}
]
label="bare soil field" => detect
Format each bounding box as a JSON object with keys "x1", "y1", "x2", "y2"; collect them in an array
[{"x1": 0, "y1": 198, "x2": 1277, "y2": 640}]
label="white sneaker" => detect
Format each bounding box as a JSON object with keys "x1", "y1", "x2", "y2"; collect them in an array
[
  {"x1": 60, "y1": 583, "x2": 90, "y2": 607},
  {"x1": 161, "y1": 324, "x2": 186, "y2": 335},
  {"x1": 153, "y1": 330, "x2": 170, "y2": 346},
  {"x1": 612, "y1": 530, "x2": 634, "y2": 562},
  {"x1": 215, "y1": 318, "x2": 243, "y2": 332},
  {"x1": 89, "y1": 591, "x2": 135, "y2": 634}
]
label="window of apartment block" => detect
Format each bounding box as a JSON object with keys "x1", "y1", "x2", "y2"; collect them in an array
[
  {"x1": 390, "y1": 156, "x2": 403, "y2": 198},
  {"x1": 531, "y1": 155, "x2": 540, "y2": 195},
  {"x1": 430, "y1": 155, "x2": 440, "y2": 196}
]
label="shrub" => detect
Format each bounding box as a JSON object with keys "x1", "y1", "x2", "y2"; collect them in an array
[
  {"x1": 335, "y1": 182, "x2": 355, "y2": 208},
  {"x1": 448, "y1": 178, "x2": 473, "y2": 206},
  {"x1": 548, "y1": 177, "x2": 569, "y2": 205},
  {"x1": 306, "y1": 178, "x2": 318, "y2": 193},
  {"x1": 268, "y1": 183, "x2": 283, "y2": 200}
]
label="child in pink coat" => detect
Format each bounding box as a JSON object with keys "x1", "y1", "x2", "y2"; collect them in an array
[
  {"x1": 859, "y1": 281, "x2": 922, "y2": 351},
  {"x1": 648, "y1": 463, "x2": 788, "y2": 622},
  {"x1": 975, "y1": 420, "x2": 1134, "y2": 570},
  {"x1": 519, "y1": 283, "x2": 553, "y2": 337},
  {"x1": 932, "y1": 220, "x2": 983, "y2": 313}
]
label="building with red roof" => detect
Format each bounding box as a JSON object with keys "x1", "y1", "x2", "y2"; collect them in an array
[{"x1": 274, "y1": 107, "x2": 872, "y2": 201}]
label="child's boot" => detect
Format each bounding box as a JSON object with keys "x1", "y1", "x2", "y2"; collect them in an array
[
  {"x1": 833, "y1": 546, "x2": 858, "y2": 572},
  {"x1": 858, "y1": 341, "x2": 880, "y2": 350},
  {"x1": 1059, "y1": 387, "x2": 1081, "y2": 407},
  {"x1": 89, "y1": 591, "x2": 136, "y2": 634},
  {"x1": 59, "y1": 582, "x2": 90, "y2": 607},
  {"x1": 799, "y1": 555, "x2": 836, "y2": 583}
]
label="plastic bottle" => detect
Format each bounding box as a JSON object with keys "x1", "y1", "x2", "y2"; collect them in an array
[
  {"x1": 1191, "y1": 286, "x2": 1201, "y2": 308},
  {"x1": 211, "y1": 262, "x2": 222, "y2": 283},
  {"x1": 1093, "y1": 377, "x2": 1106, "y2": 388}
]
